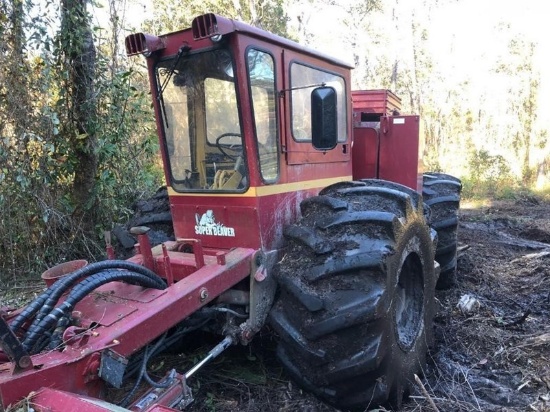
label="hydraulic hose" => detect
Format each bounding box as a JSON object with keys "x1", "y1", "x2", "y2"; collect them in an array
[
  {"x1": 35, "y1": 261, "x2": 165, "y2": 325},
  {"x1": 10, "y1": 289, "x2": 56, "y2": 334},
  {"x1": 140, "y1": 334, "x2": 175, "y2": 389},
  {"x1": 122, "y1": 316, "x2": 212, "y2": 383},
  {"x1": 12, "y1": 260, "x2": 165, "y2": 334},
  {"x1": 47, "y1": 267, "x2": 167, "y2": 348},
  {"x1": 47, "y1": 316, "x2": 71, "y2": 350},
  {"x1": 23, "y1": 270, "x2": 166, "y2": 353},
  {"x1": 32, "y1": 331, "x2": 52, "y2": 354},
  {"x1": 68, "y1": 268, "x2": 166, "y2": 297},
  {"x1": 119, "y1": 332, "x2": 169, "y2": 407}
]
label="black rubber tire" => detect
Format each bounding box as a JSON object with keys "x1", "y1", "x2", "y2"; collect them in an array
[
  {"x1": 269, "y1": 179, "x2": 437, "y2": 410},
  {"x1": 422, "y1": 173, "x2": 462, "y2": 289},
  {"x1": 112, "y1": 187, "x2": 175, "y2": 258}
]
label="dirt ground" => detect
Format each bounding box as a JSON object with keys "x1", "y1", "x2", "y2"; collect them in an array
[
  {"x1": 2, "y1": 198, "x2": 550, "y2": 411},
  {"x1": 409, "y1": 198, "x2": 550, "y2": 412}
]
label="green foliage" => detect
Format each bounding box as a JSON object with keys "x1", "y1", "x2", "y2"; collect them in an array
[
  {"x1": 92, "y1": 63, "x2": 162, "y2": 228},
  {"x1": 462, "y1": 149, "x2": 519, "y2": 199},
  {"x1": 468, "y1": 149, "x2": 511, "y2": 182},
  {"x1": 0, "y1": 0, "x2": 293, "y2": 284},
  {"x1": 0, "y1": 0, "x2": 162, "y2": 284},
  {"x1": 422, "y1": 147, "x2": 442, "y2": 173}
]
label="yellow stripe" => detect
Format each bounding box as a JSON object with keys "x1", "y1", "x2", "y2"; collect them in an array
[{"x1": 167, "y1": 176, "x2": 353, "y2": 198}]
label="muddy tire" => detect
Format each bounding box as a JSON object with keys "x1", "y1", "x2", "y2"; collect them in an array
[
  {"x1": 269, "y1": 179, "x2": 437, "y2": 410},
  {"x1": 422, "y1": 173, "x2": 462, "y2": 289},
  {"x1": 112, "y1": 187, "x2": 174, "y2": 258}
]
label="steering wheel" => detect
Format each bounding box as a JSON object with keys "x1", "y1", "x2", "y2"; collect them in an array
[{"x1": 216, "y1": 133, "x2": 242, "y2": 160}]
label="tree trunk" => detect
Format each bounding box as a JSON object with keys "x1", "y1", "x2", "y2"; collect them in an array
[
  {"x1": 60, "y1": 0, "x2": 98, "y2": 232},
  {"x1": 2, "y1": 0, "x2": 30, "y2": 142}
]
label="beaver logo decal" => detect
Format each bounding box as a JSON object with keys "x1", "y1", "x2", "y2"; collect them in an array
[{"x1": 194, "y1": 210, "x2": 236, "y2": 237}]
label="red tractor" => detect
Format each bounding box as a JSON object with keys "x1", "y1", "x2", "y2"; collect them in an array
[{"x1": 0, "y1": 14, "x2": 461, "y2": 411}]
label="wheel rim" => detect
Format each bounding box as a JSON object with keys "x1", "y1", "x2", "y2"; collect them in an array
[{"x1": 394, "y1": 252, "x2": 424, "y2": 350}]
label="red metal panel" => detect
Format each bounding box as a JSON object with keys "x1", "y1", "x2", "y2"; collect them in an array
[
  {"x1": 105, "y1": 283, "x2": 167, "y2": 303},
  {"x1": 31, "y1": 388, "x2": 119, "y2": 411},
  {"x1": 0, "y1": 351, "x2": 103, "y2": 410},
  {"x1": 351, "y1": 89, "x2": 401, "y2": 116},
  {"x1": 378, "y1": 115, "x2": 421, "y2": 190},
  {"x1": 149, "y1": 251, "x2": 218, "y2": 282},
  {"x1": 31, "y1": 387, "x2": 184, "y2": 411},
  {"x1": 76, "y1": 295, "x2": 138, "y2": 327},
  {"x1": 171, "y1": 201, "x2": 260, "y2": 250},
  {"x1": 167, "y1": 171, "x2": 352, "y2": 252},
  {"x1": 352, "y1": 127, "x2": 379, "y2": 180}
]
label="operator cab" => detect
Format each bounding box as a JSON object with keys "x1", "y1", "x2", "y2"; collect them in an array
[{"x1": 126, "y1": 14, "x2": 352, "y2": 250}]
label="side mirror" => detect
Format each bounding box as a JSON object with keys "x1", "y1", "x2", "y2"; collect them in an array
[{"x1": 311, "y1": 86, "x2": 338, "y2": 150}]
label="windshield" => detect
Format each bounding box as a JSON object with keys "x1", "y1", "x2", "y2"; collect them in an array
[{"x1": 157, "y1": 49, "x2": 246, "y2": 192}]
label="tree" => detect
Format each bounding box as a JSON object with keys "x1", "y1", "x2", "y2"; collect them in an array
[
  {"x1": 0, "y1": 0, "x2": 31, "y2": 142},
  {"x1": 57, "y1": 0, "x2": 98, "y2": 230},
  {"x1": 142, "y1": 0, "x2": 289, "y2": 37},
  {"x1": 495, "y1": 37, "x2": 542, "y2": 185}
]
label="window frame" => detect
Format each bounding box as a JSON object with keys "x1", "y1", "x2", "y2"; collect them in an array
[
  {"x1": 289, "y1": 61, "x2": 348, "y2": 144},
  {"x1": 153, "y1": 47, "x2": 248, "y2": 193},
  {"x1": 245, "y1": 46, "x2": 280, "y2": 184}
]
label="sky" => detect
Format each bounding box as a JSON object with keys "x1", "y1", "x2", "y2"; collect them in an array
[
  {"x1": 114, "y1": 0, "x2": 550, "y2": 168},
  {"x1": 429, "y1": 0, "x2": 549, "y2": 111},
  {"x1": 115, "y1": 0, "x2": 549, "y2": 111},
  {"x1": 286, "y1": 0, "x2": 550, "y2": 133}
]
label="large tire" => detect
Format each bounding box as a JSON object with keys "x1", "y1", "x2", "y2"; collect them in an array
[
  {"x1": 269, "y1": 179, "x2": 437, "y2": 410},
  {"x1": 112, "y1": 187, "x2": 175, "y2": 258},
  {"x1": 422, "y1": 173, "x2": 462, "y2": 289}
]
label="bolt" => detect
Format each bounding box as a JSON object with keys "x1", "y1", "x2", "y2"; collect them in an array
[
  {"x1": 18, "y1": 356, "x2": 32, "y2": 369},
  {"x1": 199, "y1": 288, "x2": 209, "y2": 302}
]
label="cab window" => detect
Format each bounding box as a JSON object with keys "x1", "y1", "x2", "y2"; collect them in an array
[
  {"x1": 247, "y1": 49, "x2": 279, "y2": 182},
  {"x1": 157, "y1": 49, "x2": 247, "y2": 192}
]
